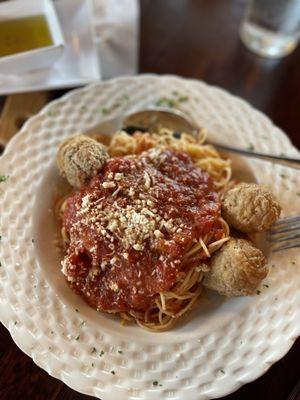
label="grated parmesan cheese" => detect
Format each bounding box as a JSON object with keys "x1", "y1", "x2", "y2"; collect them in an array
[
  {"x1": 103, "y1": 181, "x2": 116, "y2": 188},
  {"x1": 109, "y1": 282, "x2": 119, "y2": 292}
]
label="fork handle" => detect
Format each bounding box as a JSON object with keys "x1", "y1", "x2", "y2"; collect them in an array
[{"x1": 210, "y1": 142, "x2": 300, "y2": 170}]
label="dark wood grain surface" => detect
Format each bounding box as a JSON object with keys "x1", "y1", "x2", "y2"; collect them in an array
[{"x1": 0, "y1": 1, "x2": 299, "y2": 399}]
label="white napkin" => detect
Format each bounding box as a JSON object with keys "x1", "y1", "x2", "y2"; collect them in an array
[{"x1": 89, "y1": 0, "x2": 139, "y2": 79}]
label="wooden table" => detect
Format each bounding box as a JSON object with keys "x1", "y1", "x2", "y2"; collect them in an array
[{"x1": 0, "y1": 1, "x2": 299, "y2": 399}]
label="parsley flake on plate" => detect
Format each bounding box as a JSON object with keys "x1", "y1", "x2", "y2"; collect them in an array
[
  {"x1": 0, "y1": 175, "x2": 8, "y2": 182},
  {"x1": 101, "y1": 107, "x2": 109, "y2": 115},
  {"x1": 178, "y1": 95, "x2": 188, "y2": 102}
]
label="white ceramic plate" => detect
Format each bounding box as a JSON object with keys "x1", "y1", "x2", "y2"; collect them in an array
[
  {"x1": 0, "y1": 0, "x2": 101, "y2": 96},
  {"x1": 0, "y1": 75, "x2": 299, "y2": 400}
]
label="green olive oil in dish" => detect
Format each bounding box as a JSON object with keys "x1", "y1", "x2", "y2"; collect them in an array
[{"x1": 0, "y1": 15, "x2": 53, "y2": 57}]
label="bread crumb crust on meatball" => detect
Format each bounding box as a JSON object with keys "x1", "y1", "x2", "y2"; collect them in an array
[
  {"x1": 203, "y1": 238, "x2": 267, "y2": 296},
  {"x1": 57, "y1": 135, "x2": 109, "y2": 188},
  {"x1": 222, "y1": 183, "x2": 281, "y2": 233}
]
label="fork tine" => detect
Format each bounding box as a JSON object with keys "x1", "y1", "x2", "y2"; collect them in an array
[
  {"x1": 272, "y1": 215, "x2": 300, "y2": 226},
  {"x1": 272, "y1": 241, "x2": 300, "y2": 252},
  {"x1": 269, "y1": 232, "x2": 300, "y2": 243},
  {"x1": 269, "y1": 223, "x2": 300, "y2": 234},
  {"x1": 269, "y1": 215, "x2": 300, "y2": 251}
]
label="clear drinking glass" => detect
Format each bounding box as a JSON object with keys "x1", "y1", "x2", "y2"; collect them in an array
[{"x1": 240, "y1": 0, "x2": 300, "y2": 58}]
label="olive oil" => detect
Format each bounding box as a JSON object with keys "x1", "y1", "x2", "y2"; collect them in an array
[{"x1": 0, "y1": 15, "x2": 53, "y2": 57}]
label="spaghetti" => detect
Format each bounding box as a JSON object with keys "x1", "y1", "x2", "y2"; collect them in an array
[{"x1": 58, "y1": 130, "x2": 231, "y2": 331}]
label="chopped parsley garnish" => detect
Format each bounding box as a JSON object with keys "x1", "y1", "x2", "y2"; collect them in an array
[
  {"x1": 280, "y1": 173, "x2": 286, "y2": 178},
  {"x1": 79, "y1": 320, "x2": 86, "y2": 327},
  {"x1": 91, "y1": 347, "x2": 97, "y2": 354},
  {"x1": 0, "y1": 236, "x2": 2, "y2": 240},
  {"x1": 296, "y1": 192, "x2": 300, "y2": 197},
  {"x1": 99, "y1": 350, "x2": 105, "y2": 357},
  {"x1": 178, "y1": 95, "x2": 188, "y2": 102},
  {"x1": 100, "y1": 93, "x2": 131, "y2": 116},
  {"x1": 0, "y1": 262, "x2": 2, "y2": 267},
  {"x1": 0, "y1": 175, "x2": 8, "y2": 183},
  {"x1": 256, "y1": 290, "x2": 261, "y2": 295},
  {"x1": 280, "y1": 152, "x2": 286, "y2": 157},
  {"x1": 91, "y1": 363, "x2": 94, "y2": 367},
  {"x1": 110, "y1": 370, "x2": 116, "y2": 375},
  {"x1": 247, "y1": 143, "x2": 254, "y2": 151},
  {"x1": 155, "y1": 97, "x2": 166, "y2": 107},
  {"x1": 101, "y1": 93, "x2": 130, "y2": 116},
  {"x1": 14, "y1": 321, "x2": 17, "y2": 325},
  {"x1": 46, "y1": 111, "x2": 54, "y2": 117},
  {"x1": 80, "y1": 106, "x2": 87, "y2": 112},
  {"x1": 220, "y1": 369, "x2": 225, "y2": 374},
  {"x1": 156, "y1": 97, "x2": 175, "y2": 108},
  {"x1": 155, "y1": 93, "x2": 189, "y2": 108},
  {"x1": 152, "y1": 381, "x2": 162, "y2": 387},
  {"x1": 75, "y1": 334, "x2": 80, "y2": 341},
  {"x1": 31, "y1": 238, "x2": 34, "y2": 243},
  {"x1": 263, "y1": 284, "x2": 269, "y2": 288},
  {"x1": 167, "y1": 99, "x2": 175, "y2": 107},
  {"x1": 117, "y1": 350, "x2": 123, "y2": 354},
  {"x1": 101, "y1": 107, "x2": 109, "y2": 115}
]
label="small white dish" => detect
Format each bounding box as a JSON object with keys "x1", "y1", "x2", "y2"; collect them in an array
[
  {"x1": 0, "y1": 0, "x2": 64, "y2": 75},
  {"x1": 0, "y1": 0, "x2": 101, "y2": 95}
]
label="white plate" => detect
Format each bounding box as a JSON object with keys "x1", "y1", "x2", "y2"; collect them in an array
[
  {"x1": 0, "y1": 0, "x2": 101, "y2": 95},
  {"x1": 0, "y1": 75, "x2": 299, "y2": 400}
]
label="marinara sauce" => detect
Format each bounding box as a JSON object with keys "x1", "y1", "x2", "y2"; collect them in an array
[{"x1": 61, "y1": 148, "x2": 222, "y2": 312}]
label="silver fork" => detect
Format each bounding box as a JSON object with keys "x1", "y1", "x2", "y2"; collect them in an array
[{"x1": 268, "y1": 216, "x2": 300, "y2": 252}]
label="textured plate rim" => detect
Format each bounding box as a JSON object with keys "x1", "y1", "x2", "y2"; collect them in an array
[{"x1": 0, "y1": 74, "x2": 299, "y2": 400}]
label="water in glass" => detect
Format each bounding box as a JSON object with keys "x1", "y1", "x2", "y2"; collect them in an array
[{"x1": 240, "y1": 0, "x2": 300, "y2": 58}]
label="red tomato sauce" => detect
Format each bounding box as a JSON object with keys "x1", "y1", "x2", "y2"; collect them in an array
[{"x1": 61, "y1": 148, "x2": 222, "y2": 312}]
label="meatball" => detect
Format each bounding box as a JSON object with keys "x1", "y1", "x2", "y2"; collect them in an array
[
  {"x1": 57, "y1": 135, "x2": 109, "y2": 188},
  {"x1": 203, "y1": 238, "x2": 267, "y2": 296},
  {"x1": 222, "y1": 183, "x2": 281, "y2": 233}
]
